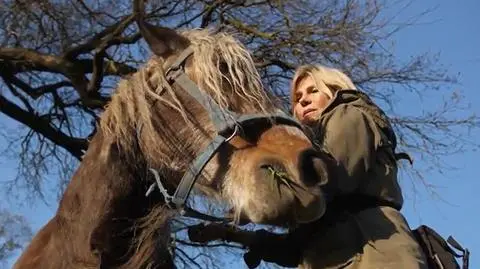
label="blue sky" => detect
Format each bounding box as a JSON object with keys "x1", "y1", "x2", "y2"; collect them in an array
[
  {"x1": 1, "y1": 0, "x2": 479, "y2": 268},
  {"x1": 382, "y1": 0, "x2": 480, "y2": 267}
]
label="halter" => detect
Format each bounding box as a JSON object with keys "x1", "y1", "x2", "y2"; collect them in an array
[{"x1": 144, "y1": 46, "x2": 303, "y2": 222}]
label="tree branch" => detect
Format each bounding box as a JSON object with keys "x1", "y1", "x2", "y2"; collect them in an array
[
  {"x1": 0, "y1": 48, "x2": 136, "y2": 76},
  {"x1": 221, "y1": 15, "x2": 275, "y2": 39},
  {"x1": 0, "y1": 47, "x2": 74, "y2": 73},
  {"x1": 0, "y1": 94, "x2": 87, "y2": 160},
  {"x1": 255, "y1": 58, "x2": 296, "y2": 71},
  {"x1": 62, "y1": 14, "x2": 137, "y2": 59},
  {"x1": 87, "y1": 49, "x2": 107, "y2": 94},
  {"x1": 1, "y1": 76, "x2": 35, "y2": 112},
  {"x1": 31, "y1": 81, "x2": 73, "y2": 99}
]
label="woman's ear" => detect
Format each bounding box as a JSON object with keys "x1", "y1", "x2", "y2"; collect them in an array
[{"x1": 134, "y1": 0, "x2": 190, "y2": 58}]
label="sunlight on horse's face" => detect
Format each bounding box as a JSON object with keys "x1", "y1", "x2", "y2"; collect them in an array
[
  {"x1": 138, "y1": 21, "x2": 328, "y2": 226},
  {"x1": 212, "y1": 124, "x2": 328, "y2": 226}
]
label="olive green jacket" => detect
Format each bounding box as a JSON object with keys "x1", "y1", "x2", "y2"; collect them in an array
[{"x1": 299, "y1": 90, "x2": 428, "y2": 269}]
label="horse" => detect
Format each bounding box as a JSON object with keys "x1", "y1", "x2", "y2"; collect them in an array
[{"x1": 12, "y1": 1, "x2": 330, "y2": 268}]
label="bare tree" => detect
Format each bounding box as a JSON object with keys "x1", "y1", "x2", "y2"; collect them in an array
[
  {"x1": 0, "y1": 208, "x2": 32, "y2": 268},
  {"x1": 0, "y1": 0, "x2": 477, "y2": 267}
]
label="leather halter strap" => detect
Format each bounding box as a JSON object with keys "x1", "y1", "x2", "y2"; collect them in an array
[{"x1": 145, "y1": 46, "x2": 303, "y2": 222}]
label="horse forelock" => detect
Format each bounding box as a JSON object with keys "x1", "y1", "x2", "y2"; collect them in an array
[
  {"x1": 181, "y1": 28, "x2": 275, "y2": 114},
  {"x1": 99, "y1": 28, "x2": 276, "y2": 164}
]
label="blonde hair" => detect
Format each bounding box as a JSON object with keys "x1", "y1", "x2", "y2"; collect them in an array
[
  {"x1": 290, "y1": 64, "x2": 356, "y2": 114},
  {"x1": 99, "y1": 28, "x2": 274, "y2": 166}
]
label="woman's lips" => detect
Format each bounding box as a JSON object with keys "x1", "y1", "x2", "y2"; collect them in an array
[{"x1": 303, "y1": 108, "x2": 316, "y2": 117}]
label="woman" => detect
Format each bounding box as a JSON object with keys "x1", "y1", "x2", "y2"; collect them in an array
[{"x1": 288, "y1": 64, "x2": 428, "y2": 269}]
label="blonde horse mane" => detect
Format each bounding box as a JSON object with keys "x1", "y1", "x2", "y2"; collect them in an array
[{"x1": 99, "y1": 28, "x2": 277, "y2": 161}]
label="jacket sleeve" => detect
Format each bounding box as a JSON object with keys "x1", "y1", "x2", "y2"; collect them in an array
[{"x1": 320, "y1": 104, "x2": 383, "y2": 194}]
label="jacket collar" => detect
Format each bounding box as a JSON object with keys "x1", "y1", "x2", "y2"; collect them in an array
[{"x1": 319, "y1": 89, "x2": 365, "y2": 117}]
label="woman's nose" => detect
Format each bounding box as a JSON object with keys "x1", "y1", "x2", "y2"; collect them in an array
[{"x1": 299, "y1": 96, "x2": 311, "y2": 106}]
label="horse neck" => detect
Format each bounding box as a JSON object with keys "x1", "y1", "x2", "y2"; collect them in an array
[{"x1": 56, "y1": 132, "x2": 175, "y2": 268}]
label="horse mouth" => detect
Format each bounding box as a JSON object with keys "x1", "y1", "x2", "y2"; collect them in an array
[
  {"x1": 261, "y1": 164, "x2": 289, "y2": 178},
  {"x1": 260, "y1": 164, "x2": 326, "y2": 223},
  {"x1": 260, "y1": 164, "x2": 296, "y2": 190},
  {"x1": 260, "y1": 164, "x2": 313, "y2": 205}
]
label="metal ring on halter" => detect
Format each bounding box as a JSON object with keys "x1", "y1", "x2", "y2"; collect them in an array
[{"x1": 225, "y1": 124, "x2": 238, "y2": 142}]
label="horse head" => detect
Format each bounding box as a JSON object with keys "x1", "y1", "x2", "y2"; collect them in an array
[{"x1": 116, "y1": 0, "x2": 330, "y2": 227}]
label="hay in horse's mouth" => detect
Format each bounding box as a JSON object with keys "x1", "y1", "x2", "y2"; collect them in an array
[
  {"x1": 261, "y1": 164, "x2": 319, "y2": 209},
  {"x1": 261, "y1": 165, "x2": 294, "y2": 189}
]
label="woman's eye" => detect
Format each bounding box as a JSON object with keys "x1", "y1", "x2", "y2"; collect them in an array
[{"x1": 311, "y1": 87, "x2": 319, "y2": 93}]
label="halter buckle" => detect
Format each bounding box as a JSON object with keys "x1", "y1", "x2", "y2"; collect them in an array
[{"x1": 145, "y1": 168, "x2": 176, "y2": 208}]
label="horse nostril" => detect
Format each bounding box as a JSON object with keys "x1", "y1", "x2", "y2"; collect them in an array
[{"x1": 299, "y1": 149, "x2": 330, "y2": 187}]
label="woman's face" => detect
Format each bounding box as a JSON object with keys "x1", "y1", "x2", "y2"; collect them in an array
[{"x1": 293, "y1": 75, "x2": 331, "y2": 124}]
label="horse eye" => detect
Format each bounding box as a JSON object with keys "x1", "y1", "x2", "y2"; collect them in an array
[
  {"x1": 219, "y1": 62, "x2": 229, "y2": 73},
  {"x1": 239, "y1": 123, "x2": 270, "y2": 143}
]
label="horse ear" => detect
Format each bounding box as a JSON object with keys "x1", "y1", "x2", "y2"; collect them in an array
[
  {"x1": 137, "y1": 22, "x2": 190, "y2": 57},
  {"x1": 134, "y1": 0, "x2": 190, "y2": 57}
]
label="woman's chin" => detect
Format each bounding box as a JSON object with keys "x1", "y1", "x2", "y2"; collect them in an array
[{"x1": 302, "y1": 113, "x2": 319, "y2": 123}]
